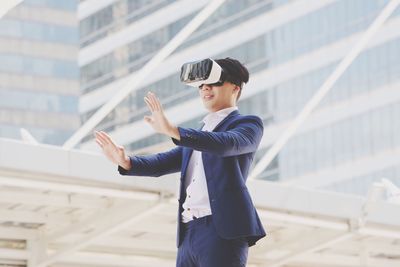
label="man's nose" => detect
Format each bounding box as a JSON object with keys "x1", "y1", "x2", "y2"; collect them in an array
[{"x1": 201, "y1": 84, "x2": 212, "y2": 90}]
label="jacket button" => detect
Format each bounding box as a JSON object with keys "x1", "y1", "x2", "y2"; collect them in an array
[{"x1": 211, "y1": 199, "x2": 215, "y2": 202}]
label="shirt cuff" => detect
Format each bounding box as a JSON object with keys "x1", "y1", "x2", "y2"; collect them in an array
[
  {"x1": 117, "y1": 165, "x2": 129, "y2": 175},
  {"x1": 171, "y1": 127, "x2": 184, "y2": 145},
  {"x1": 117, "y1": 156, "x2": 132, "y2": 175}
]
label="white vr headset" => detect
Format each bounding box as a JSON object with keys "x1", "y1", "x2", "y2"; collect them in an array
[{"x1": 180, "y1": 58, "x2": 242, "y2": 88}]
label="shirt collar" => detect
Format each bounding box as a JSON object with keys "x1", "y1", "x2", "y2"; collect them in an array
[{"x1": 200, "y1": 106, "x2": 238, "y2": 124}]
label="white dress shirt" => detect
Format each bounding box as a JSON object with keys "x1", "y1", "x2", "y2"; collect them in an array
[{"x1": 181, "y1": 106, "x2": 238, "y2": 223}]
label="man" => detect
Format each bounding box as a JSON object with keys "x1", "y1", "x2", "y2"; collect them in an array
[{"x1": 95, "y1": 58, "x2": 266, "y2": 267}]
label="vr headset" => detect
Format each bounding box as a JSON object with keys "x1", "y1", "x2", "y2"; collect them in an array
[{"x1": 180, "y1": 58, "x2": 243, "y2": 88}]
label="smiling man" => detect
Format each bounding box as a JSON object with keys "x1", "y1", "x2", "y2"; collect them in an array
[{"x1": 95, "y1": 57, "x2": 266, "y2": 267}]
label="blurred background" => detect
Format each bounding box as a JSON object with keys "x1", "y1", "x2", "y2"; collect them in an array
[{"x1": 0, "y1": 0, "x2": 399, "y2": 266}]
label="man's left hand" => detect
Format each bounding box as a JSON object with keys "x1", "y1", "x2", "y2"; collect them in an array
[{"x1": 144, "y1": 92, "x2": 180, "y2": 140}]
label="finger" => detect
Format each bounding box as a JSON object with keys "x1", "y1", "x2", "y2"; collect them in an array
[
  {"x1": 98, "y1": 132, "x2": 115, "y2": 147},
  {"x1": 96, "y1": 132, "x2": 109, "y2": 145},
  {"x1": 100, "y1": 131, "x2": 117, "y2": 146},
  {"x1": 96, "y1": 131, "x2": 111, "y2": 145},
  {"x1": 146, "y1": 92, "x2": 157, "y2": 110},
  {"x1": 95, "y1": 139, "x2": 104, "y2": 148},
  {"x1": 144, "y1": 97, "x2": 153, "y2": 112},
  {"x1": 149, "y1": 92, "x2": 161, "y2": 111},
  {"x1": 147, "y1": 92, "x2": 159, "y2": 109},
  {"x1": 94, "y1": 131, "x2": 101, "y2": 141},
  {"x1": 144, "y1": 97, "x2": 155, "y2": 112},
  {"x1": 150, "y1": 92, "x2": 162, "y2": 111}
]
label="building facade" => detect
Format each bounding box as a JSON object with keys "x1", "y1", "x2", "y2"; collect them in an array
[
  {"x1": 78, "y1": 0, "x2": 400, "y2": 196},
  {"x1": 0, "y1": 0, "x2": 80, "y2": 145}
]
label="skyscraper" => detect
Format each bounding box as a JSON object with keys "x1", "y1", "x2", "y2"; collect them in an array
[{"x1": 0, "y1": 0, "x2": 80, "y2": 145}]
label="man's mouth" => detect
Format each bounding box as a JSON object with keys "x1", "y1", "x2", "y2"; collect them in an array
[{"x1": 203, "y1": 95, "x2": 214, "y2": 100}]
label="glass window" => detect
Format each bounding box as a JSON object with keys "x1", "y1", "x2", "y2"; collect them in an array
[
  {"x1": 0, "y1": 55, "x2": 78, "y2": 79},
  {"x1": 0, "y1": 89, "x2": 78, "y2": 113},
  {"x1": 0, "y1": 19, "x2": 78, "y2": 44},
  {"x1": 24, "y1": 0, "x2": 78, "y2": 11}
]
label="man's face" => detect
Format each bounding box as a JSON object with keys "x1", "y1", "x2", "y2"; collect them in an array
[{"x1": 198, "y1": 82, "x2": 239, "y2": 112}]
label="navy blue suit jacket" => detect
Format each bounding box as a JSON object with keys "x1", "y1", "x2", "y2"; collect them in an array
[{"x1": 118, "y1": 110, "x2": 266, "y2": 247}]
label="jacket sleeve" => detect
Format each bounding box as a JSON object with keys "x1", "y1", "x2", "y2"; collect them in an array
[
  {"x1": 118, "y1": 146, "x2": 182, "y2": 177},
  {"x1": 171, "y1": 116, "x2": 263, "y2": 157}
]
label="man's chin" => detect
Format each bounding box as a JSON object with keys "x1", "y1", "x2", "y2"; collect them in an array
[{"x1": 202, "y1": 102, "x2": 214, "y2": 111}]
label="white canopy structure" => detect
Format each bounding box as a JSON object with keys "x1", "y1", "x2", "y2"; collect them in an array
[
  {"x1": 0, "y1": 0, "x2": 23, "y2": 18},
  {"x1": 1, "y1": 138, "x2": 399, "y2": 267}
]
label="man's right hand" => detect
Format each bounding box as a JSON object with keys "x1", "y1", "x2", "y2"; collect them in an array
[{"x1": 94, "y1": 131, "x2": 132, "y2": 170}]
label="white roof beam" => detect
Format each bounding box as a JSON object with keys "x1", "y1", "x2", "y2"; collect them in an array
[
  {"x1": 0, "y1": 225, "x2": 38, "y2": 240},
  {"x1": 259, "y1": 209, "x2": 400, "y2": 240},
  {"x1": 55, "y1": 250, "x2": 175, "y2": 267},
  {"x1": 262, "y1": 232, "x2": 355, "y2": 267},
  {"x1": 0, "y1": 259, "x2": 25, "y2": 266},
  {"x1": 0, "y1": 247, "x2": 28, "y2": 260},
  {"x1": 78, "y1": 0, "x2": 116, "y2": 20},
  {"x1": 259, "y1": 181, "x2": 398, "y2": 267},
  {"x1": 0, "y1": 209, "x2": 73, "y2": 225},
  {"x1": 259, "y1": 210, "x2": 348, "y2": 231},
  {"x1": 0, "y1": 176, "x2": 161, "y2": 200},
  {"x1": 294, "y1": 252, "x2": 400, "y2": 267},
  {"x1": 27, "y1": 231, "x2": 47, "y2": 267},
  {"x1": 52, "y1": 239, "x2": 177, "y2": 260},
  {"x1": 0, "y1": 0, "x2": 23, "y2": 18},
  {"x1": 249, "y1": 180, "x2": 400, "y2": 227},
  {"x1": 0, "y1": 191, "x2": 114, "y2": 209},
  {"x1": 47, "y1": 200, "x2": 155, "y2": 242},
  {"x1": 37, "y1": 202, "x2": 165, "y2": 267},
  {"x1": 329, "y1": 240, "x2": 400, "y2": 256}
]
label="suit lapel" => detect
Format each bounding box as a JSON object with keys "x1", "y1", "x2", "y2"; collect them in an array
[
  {"x1": 181, "y1": 149, "x2": 192, "y2": 180},
  {"x1": 212, "y1": 109, "x2": 239, "y2": 132},
  {"x1": 180, "y1": 123, "x2": 204, "y2": 179}
]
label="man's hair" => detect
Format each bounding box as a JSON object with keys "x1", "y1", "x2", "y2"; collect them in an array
[{"x1": 215, "y1": 57, "x2": 249, "y2": 101}]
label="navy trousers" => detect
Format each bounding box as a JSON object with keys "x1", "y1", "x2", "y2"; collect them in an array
[{"x1": 176, "y1": 215, "x2": 249, "y2": 267}]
